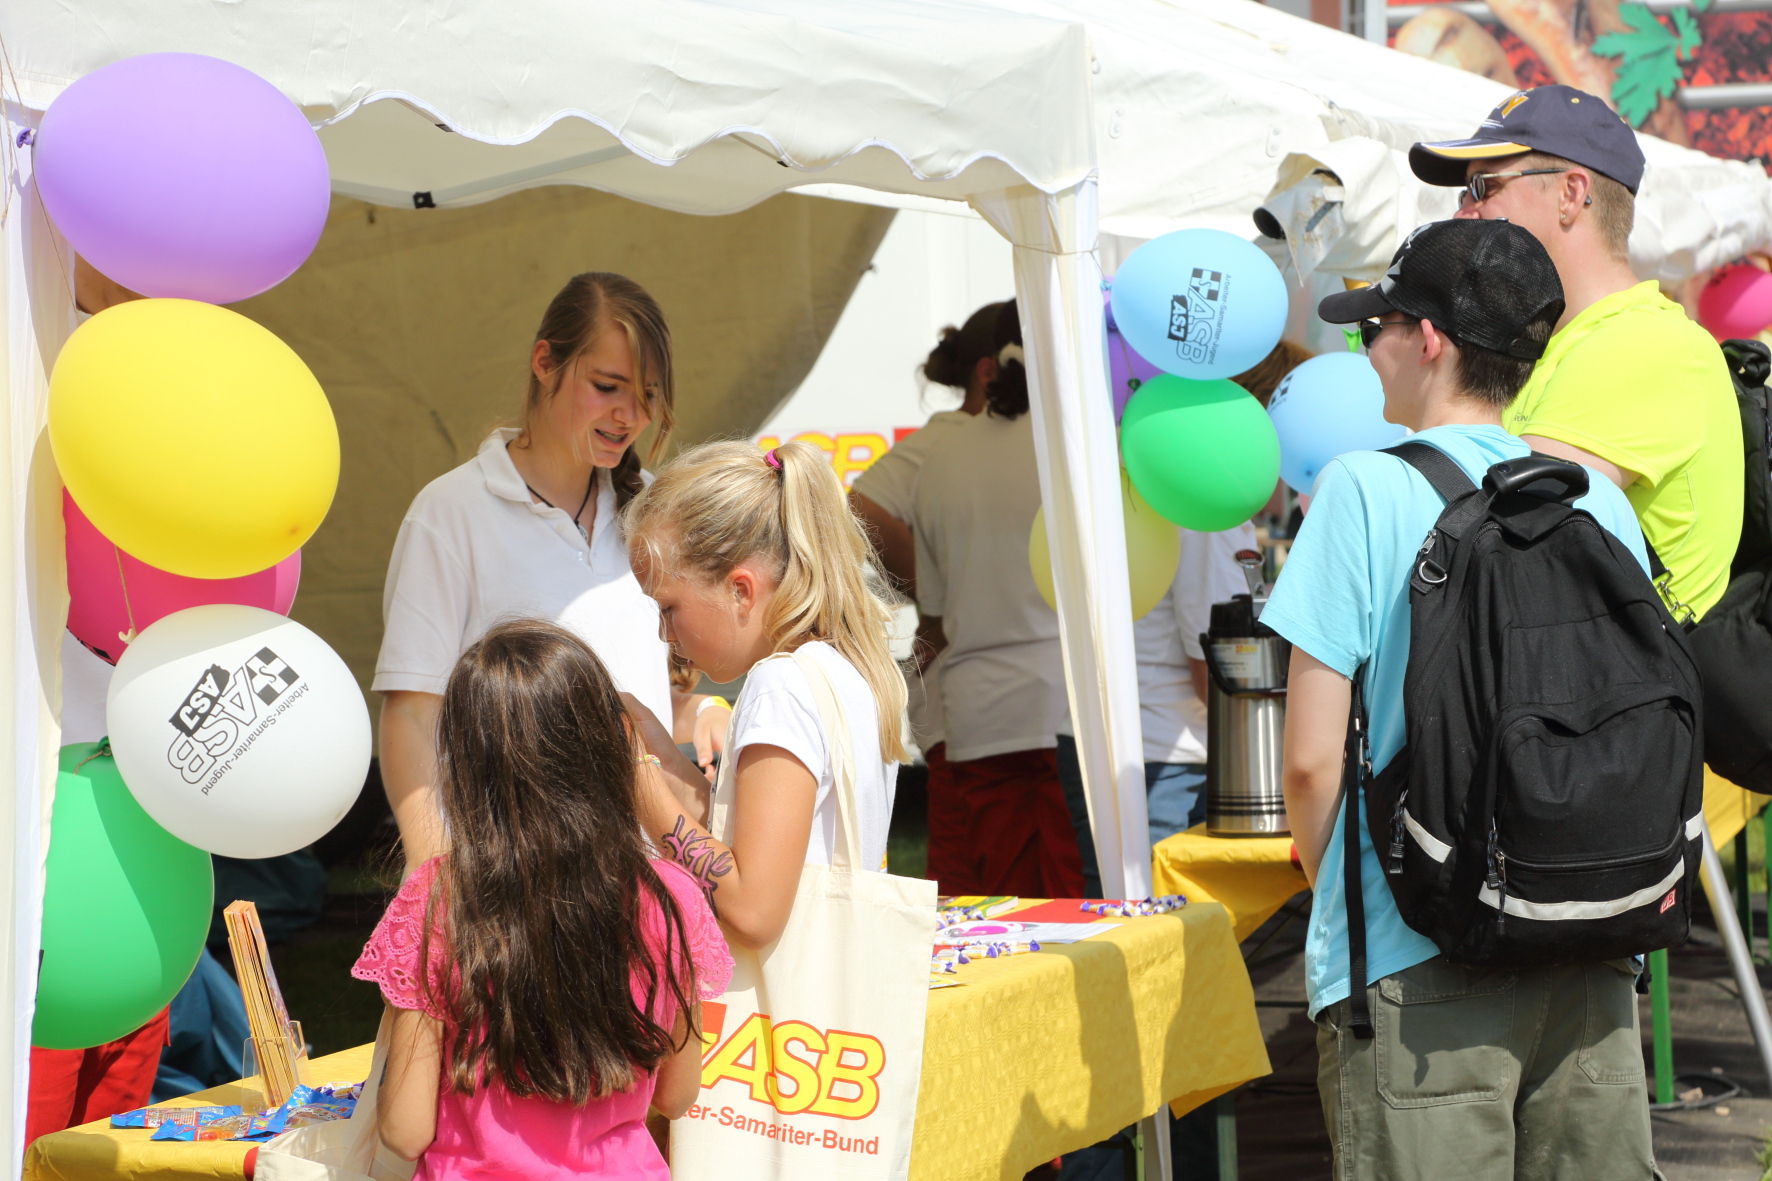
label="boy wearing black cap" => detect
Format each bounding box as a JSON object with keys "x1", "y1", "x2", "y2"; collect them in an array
[
  {"x1": 1412, "y1": 83, "x2": 1741, "y2": 625},
  {"x1": 1265, "y1": 219, "x2": 1658, "y2": 1178}
]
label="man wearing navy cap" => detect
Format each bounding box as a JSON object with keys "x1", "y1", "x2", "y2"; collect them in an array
[{"x1": 1412, "y1": 84, "x2": 1741, "y2": 625}]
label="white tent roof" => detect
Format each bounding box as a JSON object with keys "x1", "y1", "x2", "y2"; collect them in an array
[
  {"x1": 12, "y1": 0, "x2": 1765, "y2": 270},
  {"x1": 7, "y1": 0, "x2": 1093, "y2": 212}
]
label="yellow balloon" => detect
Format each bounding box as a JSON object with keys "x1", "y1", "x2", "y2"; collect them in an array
[
  {"x1": 49, "y1": 299, "x2": 339, "y2": 580},
  {"x1": 1030, "y1": 474, "x2": 1182, "y2": 620}
]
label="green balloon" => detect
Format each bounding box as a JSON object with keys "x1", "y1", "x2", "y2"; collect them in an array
[
  {"x1": 1120, "y1": 374, "x2": 1281, "y2": 532},
  {"x1": 33, "y1": 743, "x2": 212, "y2": 1050}
]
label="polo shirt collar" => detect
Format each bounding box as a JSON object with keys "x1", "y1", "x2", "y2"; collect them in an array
[
  {"x1": 476, "y1": 429, "x2": 621, "y2": 554},
  {"x1": 475, "y1": 429, "x2": 534, "y2": 506}
]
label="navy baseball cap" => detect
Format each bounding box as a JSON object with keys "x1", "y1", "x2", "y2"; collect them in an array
[
  {"x1": 1410, "y1": 84, "x2": 1645, "y2": 195},
  {"x1": 1317, "y1": 219, "x2": 1565, "y2": 360}
]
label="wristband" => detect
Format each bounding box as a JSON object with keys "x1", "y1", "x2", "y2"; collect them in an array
[{"x1": 696, "y1": 695, "x2": 732, "y2": 717}]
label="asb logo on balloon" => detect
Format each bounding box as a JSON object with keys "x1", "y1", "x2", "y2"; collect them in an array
[
  {"x1": 1105, "y1": 230, "x2": 1288, "y2": 539},
  {"x1": 108, "y1": 606, "x2": 371, "y2": 862},
  {"x1": 1109, "y1": 229, "x2": 1289, "y2": 381}
]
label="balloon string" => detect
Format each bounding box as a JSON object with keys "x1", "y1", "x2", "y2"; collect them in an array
[
  {"x1": 73, "y1": 737, "x2": 112, "y2": 773},
  {"x1": 112, "y1": 544, "x2": 138, "y2": 647}
]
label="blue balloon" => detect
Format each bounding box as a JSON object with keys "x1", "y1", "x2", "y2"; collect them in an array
[
  {"x1": 1266, "y1": 352, "x2": 1407, "y2": 495},
  {"x1": 1109, "y1": 229, "x2": 1288, "y2": 380}
]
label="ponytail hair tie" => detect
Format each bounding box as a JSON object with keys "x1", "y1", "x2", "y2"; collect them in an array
[
  {"x1": 997, "y1": 343, "x2": 1025, "y2": 367},
  {"x1": 764, "y1": 448, "x2": 783, "y2": 470}
]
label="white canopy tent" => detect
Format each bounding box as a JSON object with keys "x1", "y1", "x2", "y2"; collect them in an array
[
  {"x1": 5, "y1": 0, "x2": 1772, "y2": 1166},
  {"x1": 1, "y1": 5, "x2": 1132, "y2": 1169}
]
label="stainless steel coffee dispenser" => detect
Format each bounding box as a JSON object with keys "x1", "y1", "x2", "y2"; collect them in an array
[{"x1": 1201, "y1": 552, "x2": 1291, "y2": 837}]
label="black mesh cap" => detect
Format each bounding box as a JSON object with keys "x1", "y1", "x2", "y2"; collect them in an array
[{"x1": 1317, "y1": 219, "x2": 1565, "y2": 361}]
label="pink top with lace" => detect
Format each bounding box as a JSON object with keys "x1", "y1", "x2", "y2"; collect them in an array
[{"x1": 351, "y1": 857, "x2": 732, "y2": 1181}]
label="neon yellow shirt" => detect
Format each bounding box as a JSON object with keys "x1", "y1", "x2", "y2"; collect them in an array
[{"x1": 1506, "y1": 281, "x2": 1742, "y2": 620}]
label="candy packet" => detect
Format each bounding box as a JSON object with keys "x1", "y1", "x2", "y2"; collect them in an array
[
  {"x1": 112, "y1": 1104, "x2": 241, "y2": 1129},
  {"x1": 137, "y1": 1079, "x2": 364, "y2": 1142},
  {"x1": 150, "y1": 1115, "x2": 256, "y2": 1142}
]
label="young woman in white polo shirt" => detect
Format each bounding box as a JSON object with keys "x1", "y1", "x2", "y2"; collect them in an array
[{"x1": 375, "y1": 273, "x2": 680, "y2": 866}]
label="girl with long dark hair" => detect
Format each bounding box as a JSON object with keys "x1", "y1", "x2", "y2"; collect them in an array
[{"x1": 354, "y1": 619, "x2": 731, "y2": 1178}]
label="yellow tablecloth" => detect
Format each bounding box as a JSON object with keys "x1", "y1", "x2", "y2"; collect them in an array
[
  {"x1": 1151, "y1": 826, "x2": 1308, "y2": 941},
  {"x1": 912, "y1": 899, "x2": 1268, "y2": 1180},
  {"x1": 23, "y1": 1048, "x2": 371, "y2": 1181},
  {"x1": 27, "y1": 904, "x2": 1269, "y2": 1181}
]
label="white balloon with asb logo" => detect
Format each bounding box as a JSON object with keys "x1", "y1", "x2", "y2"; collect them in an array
[{"x1": 106, "y1": 604, "x2": 369, "y2": 859}]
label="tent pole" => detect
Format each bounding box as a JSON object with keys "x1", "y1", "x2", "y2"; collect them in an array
[
  {"x1": 1699, "y1": 826, "x2": 1772, "y2": 1090},
  {"x1": 974, "y1": 179, "x2": 1150, "y2": 900}
]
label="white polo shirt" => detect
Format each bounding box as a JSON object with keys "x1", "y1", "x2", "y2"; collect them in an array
[
  {"x1": 911, "y1": 412, "x2": 1066, "y2": 763},
  {"x1": 374, "y1": 429, "x2": 672, "y2": 724},
  {"x1": 850, "y1": 409, "x2": 973, "y2": 751}
]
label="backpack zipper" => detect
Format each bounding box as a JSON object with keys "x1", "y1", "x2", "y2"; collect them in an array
[
  {"x1": 1497, "y1": 824, "x2": 1684, "y2": 874},
  {"x1": 1486, "y1": 824, "x2": 1507, "y2": 932},
  {"x1": 1387, "y1": 790, "x2": 1408, "y2": 876}
]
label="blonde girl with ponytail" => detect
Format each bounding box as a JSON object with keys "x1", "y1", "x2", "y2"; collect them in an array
[{"x1": 622, "y1": 440, "x2": 906, "y2": 947}]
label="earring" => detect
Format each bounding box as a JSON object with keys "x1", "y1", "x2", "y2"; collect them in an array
[{"x1": 1584, "y1": 195, "x2": 1593, "y2": 206}]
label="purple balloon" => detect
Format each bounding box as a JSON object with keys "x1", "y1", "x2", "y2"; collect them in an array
[
  {"x1": 35, "y1": 54, "x2": 329, "y2": 304},
  {"x1": 1104, "y1": 289, "x2": 1162, "y2": 420}
]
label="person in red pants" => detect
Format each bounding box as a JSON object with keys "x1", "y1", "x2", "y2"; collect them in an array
[
  {"x1": 931, "y1": 746, "x2": 1081, "y2": 898},
  {"x1": 26, "y1": 1008, "x2": 170, "y2": 1150},
  {"x1": 910, "y1": 301, "x2": 1083, "y2": 901}
]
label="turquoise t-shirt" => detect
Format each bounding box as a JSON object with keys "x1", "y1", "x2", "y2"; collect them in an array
[{"x1": 1261, "y1": 424, "x2": 1649, "y2": 1017}]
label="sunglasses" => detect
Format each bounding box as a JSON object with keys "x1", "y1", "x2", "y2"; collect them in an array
[
  {"x1": 1358, "y1": 319, "x2": 1411, "y2": 350},
  {"x1": 1460, "y1": 168, "x2": 1567, "y2": 207},
  {"x1": 1359, "y1": 317, "x2": 1462, "y2": 351}
]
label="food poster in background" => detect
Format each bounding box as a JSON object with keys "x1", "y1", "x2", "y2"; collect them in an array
[
  {"x1": 755, "y1": 205, "x2": 1015, "y2": 487},
  {"x1": 1387, "y1": 0, "x2": 1772, "y2": 165}
]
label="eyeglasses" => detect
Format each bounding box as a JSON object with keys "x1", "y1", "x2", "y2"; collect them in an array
[
  {"x1": 1359, "y1": 319, "x2": 1413, "y2": 350},
  {"x1": 1460, "y1": 168, "x2": 1567, "y2": 208}
]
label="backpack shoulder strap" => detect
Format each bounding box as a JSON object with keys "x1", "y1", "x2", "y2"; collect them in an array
[
  {"x1": 1343, "y1": 672, "x2": 1375, "y2": 1040},
  {"x1": 1381, "y1": 441, "x2": 1479, "y2": 503}
]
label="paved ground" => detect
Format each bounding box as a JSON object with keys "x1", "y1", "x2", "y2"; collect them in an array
[{"x1": 1226, "y1": 897, "x2": 1772, "y2": 1180}]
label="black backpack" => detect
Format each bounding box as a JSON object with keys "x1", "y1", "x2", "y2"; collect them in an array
[
  {"x1": 1686, "y1": 339, "x2": 1772, "y2": 790},
  {"x1": 1342, "y1": 441, "x2": 1704, "y2": 1038}
]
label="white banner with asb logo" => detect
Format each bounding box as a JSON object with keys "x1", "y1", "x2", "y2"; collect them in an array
[{"x1": 672, "y1": 650, "x2": 936, "y2": 1181}]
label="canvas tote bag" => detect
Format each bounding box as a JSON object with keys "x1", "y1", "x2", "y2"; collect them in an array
[
  {"x1": 672, "y1": 648, "x2": 937, "y2": 1181},
  {"x1": 252, "y1": 1010, "x2": 417, "y2": 1181}
]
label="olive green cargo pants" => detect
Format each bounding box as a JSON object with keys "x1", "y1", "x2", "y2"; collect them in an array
[{"x1": 1314, "y1": 956, "x2": 1656, "y2": 1180}]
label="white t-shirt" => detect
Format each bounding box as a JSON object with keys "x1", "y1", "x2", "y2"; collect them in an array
[
  {"x1": 374, "y1": 429, "x2": 672, "y2": 724},
  {"x1": 724, "y1": 642, "x2": 895, "y2": 870},
  {"x1": 1133, "y1": 523, "x2": 1257, "y2": 765},
  {"x1": 911, "y1": 412, "x2": 1066, "y2": 763},
  {"x1": 850, "y1": 409, "x2": 973, "y2": 750}
]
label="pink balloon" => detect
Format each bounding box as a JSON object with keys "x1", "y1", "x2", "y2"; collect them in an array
[
  {"x1": 1105, "y1": 289, "x2": 1162, "y2": 420},
  {"x1": 1698, "y1": 263, "x2": 1772, "y2": 343},
  {"x1": 64, "y1": 490, "x2": 299, "y2": 665}
]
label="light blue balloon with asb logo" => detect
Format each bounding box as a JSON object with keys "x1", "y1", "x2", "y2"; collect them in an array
[
  {"x1": 1109, "y1": 229, "x2": 1288, "y2": 380},
  {"x1": 1266, "y1": 351, "x2": 1407, "y2": 495}
]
